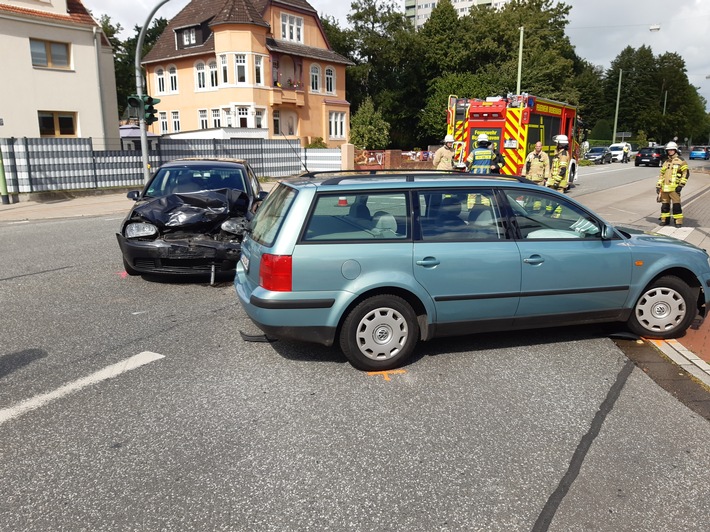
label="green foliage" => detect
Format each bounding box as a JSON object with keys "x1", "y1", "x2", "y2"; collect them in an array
[
  {"x1": 349, "y1": 97, "x2": 390, "y2": 149},
  {"x1": 305, "y1": 137, "x2": 328, "y2": 149},
  {"x1": 590, "y1": 119, "x2": 612, "y2": 142}
]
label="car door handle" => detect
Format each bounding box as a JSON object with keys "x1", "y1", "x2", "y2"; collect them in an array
[
  {"x1": 416, "y1": 257, "x2": 441, "y2": 267},
  {"x1": 523, "y1": 255, "x2": 545, "y2": 265}
]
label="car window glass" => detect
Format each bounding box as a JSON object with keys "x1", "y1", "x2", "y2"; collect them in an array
[
  {"x1": 506, "y1": 189, "x2": 601, "y2": 239},
  {"x1": 250, "y1": 184, "x2": 297, "y2": 247},
  {"x1": 419, "y1": 189, "x2": 504, "y2": 241},
  {"x1": 303, "y1": 192, "x2": 408, "y2": 241}
]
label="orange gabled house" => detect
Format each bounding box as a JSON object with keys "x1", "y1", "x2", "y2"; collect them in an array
[{"x1": 141, "y1": 0, "x2": 353, "y2": 148}]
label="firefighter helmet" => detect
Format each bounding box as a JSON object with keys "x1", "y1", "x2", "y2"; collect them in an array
[
  {"x1": 665, "y1": 141, "x2": 678, "y2": 151},
  {"x1": 444, "y1": 134, "x2": 454, "y2": 143},
  {"x1": 555, "y1": 134, "x2": 569, "y2": 145},
  {"x1": 477, "y1": 133, "x2": 489, "y2": 143}
]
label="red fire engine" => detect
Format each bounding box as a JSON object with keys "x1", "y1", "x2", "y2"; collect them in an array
[{"x1": 446, "y1": 93, "x2": 582, "y2": 186}]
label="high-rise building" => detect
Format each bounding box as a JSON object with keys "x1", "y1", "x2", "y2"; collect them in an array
[{"x1": 405, "y1": 0, "x2": 510, "y2": 29}]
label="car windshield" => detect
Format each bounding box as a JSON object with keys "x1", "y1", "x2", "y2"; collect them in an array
[
  {"x1": 589, "y1": 147, "x2": 605, "y2": 153},
  {"x1": 144, "y1": 165, "x2": 247, "y2": 197}
]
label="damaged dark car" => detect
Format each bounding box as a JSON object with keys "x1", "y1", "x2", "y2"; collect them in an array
[{"x1": 116, "y1": 159, "x2": 267, "y2": 277}]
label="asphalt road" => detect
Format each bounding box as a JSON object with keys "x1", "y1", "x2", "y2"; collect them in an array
[{"x1": 1, "y1": 170, "x2": 710, "y2": 531}]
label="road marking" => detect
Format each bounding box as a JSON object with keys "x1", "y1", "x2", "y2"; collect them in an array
[
  {"x1": 0, "y1": 351, "x2": 164, "y2": 425},
  {"x1": 653, "y1": 225, "x2": 693, "y2": 240},
  {"x1": 367, "y1": 369, "x2": 407, "y2": 381},
  {"x1": 8, "y1": 220, "x2": 30, "y2": 225}
]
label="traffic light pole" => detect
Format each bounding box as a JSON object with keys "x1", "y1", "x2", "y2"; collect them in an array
[{"x1": 135, "y1": 0, "x2": 172, "y2": 183}]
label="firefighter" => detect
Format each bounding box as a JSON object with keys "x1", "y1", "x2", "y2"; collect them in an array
[
  {"x1": 433, "y1": 134, "x2": 456, "y2": 170},
  {"x1": 656, "y1": 141, "x2": 689, "y2": 226},
  {"x1": 466, "y1": 134, "x2": 499, "y2": 174},
  {"x1": 547, "y1": 135, "x2": 570, "y2": 192},
  {"x1": 522, "y1": 141, "x2": 550, "y2": 185}
]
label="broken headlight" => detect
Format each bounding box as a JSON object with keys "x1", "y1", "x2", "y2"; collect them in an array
[{"x1": 125, "y1": 222, "x2": 158, "y2": 238}]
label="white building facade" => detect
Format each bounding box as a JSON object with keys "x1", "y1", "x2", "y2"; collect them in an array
[{"x1": 405, "y1": 0, "x2": 510, "y2": 28}]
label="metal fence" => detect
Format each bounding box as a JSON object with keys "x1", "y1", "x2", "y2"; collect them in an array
[{"x1": 0, "y1": 137, "x2": 342, "y2": 194}]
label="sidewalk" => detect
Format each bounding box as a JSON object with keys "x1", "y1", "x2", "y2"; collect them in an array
[{"x1": 1, "y1": 185, "x2": 709, "y2": 387}]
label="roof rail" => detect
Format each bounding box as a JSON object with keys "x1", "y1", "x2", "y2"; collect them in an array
[{"x1": 295, "y1": 169, "x2": 532, "y2": 185}]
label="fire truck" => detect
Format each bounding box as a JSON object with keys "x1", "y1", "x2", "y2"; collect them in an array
[{"x1": 446, "y1": 93, "x2": 582, "y2": 187}]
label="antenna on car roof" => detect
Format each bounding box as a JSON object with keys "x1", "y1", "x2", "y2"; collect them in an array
[{"x1": 280, "y1": 132, "x2": 309, "y2": 173}]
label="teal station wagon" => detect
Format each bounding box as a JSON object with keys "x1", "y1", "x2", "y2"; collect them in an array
[{"x1": 234, "y1": 171, "x2": 710, "y2": 371}]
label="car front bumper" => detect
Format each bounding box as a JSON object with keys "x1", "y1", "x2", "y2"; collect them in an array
[{"x1": 117, "y1": 233, "x2": 241, "y2": 275}]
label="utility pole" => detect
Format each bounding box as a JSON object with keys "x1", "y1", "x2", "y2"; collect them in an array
[{"x1": 135, "y1": 0, "x2": 172, "y2": 183}]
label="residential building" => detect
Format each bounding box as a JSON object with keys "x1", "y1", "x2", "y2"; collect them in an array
[
  {"x1": 404, "y1": 0, "x2": 510, "y2": 29},
  {"x1": 142, "y1": 0, "x2": 354, "y2": 148},
  {"x1": 0, "y1": 0, "x2": 119, "y2": 146}
]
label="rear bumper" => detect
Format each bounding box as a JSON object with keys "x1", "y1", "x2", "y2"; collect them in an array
[{"x1": 117, "y1": 233, "x2": 241, "y2": 275}]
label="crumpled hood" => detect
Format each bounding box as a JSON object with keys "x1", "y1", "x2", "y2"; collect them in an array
[{"x1": 132, "y1": 189, "x2": 249, "y2": 228}]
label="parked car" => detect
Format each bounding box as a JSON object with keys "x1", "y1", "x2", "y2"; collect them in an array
[
  {"x1": 608, "y1": 142, "x2": 631, "y2": 162},
  {"x1": 234, "y1": 171, "x2": 710, "y2": 371},
  {"x1": 634, "y1": 147, "x2": 667, "y2": 167},
  {"x1": 117, "y1": 159, "x2": 268, "y2": 277},
  {"x1": 583, "y1": 146, "x2": 613, "y2": 164},
  {"x1": 689, "y1": 146, "x2": 710, "y2": 160}
]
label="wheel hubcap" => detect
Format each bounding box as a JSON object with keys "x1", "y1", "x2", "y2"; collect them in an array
[
  {"x1": 635, "y1": 287, "x2": 687, "y2": 333},
  {"x1": 356, "y1": 307, "x2": 408, "y2": 361}
]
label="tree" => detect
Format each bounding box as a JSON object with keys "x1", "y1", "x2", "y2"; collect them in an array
[
  {"x1": 109, "y1": 18, "x2": 168, "y2": 120},
  {"x1": 349, "y1": 97, "x2": 390, "y2": 149}
]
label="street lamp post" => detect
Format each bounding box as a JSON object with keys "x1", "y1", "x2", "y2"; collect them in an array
[
  {"x1": 612, "y1": 69, "x2": 623, "y2": 143},
  {"x1": 516, "y1": 26, "x2": 524, "y2": 95},
  {"x1": 135, "y1": 0, "x2": 172, "y2": 183}
]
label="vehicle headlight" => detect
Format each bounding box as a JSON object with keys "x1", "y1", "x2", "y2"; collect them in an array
[
  {"x1": 221, "y1": 218, "x2": 247, "y2": 235},
  {"x1": 125, "y1": 222, "x2": 158, "y2": 238}
]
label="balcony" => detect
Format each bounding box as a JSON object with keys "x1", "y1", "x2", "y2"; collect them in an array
[{"x1": 270, "y1": 85, "x2": 305, "y2": 107}]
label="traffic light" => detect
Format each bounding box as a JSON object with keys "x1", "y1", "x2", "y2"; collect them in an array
[
  {"x1": 142, "y1": 95, "x2": 160, "y2": 125},
  {"x1": 127, "y1": 94, "x2": 142, "y2": 110}
]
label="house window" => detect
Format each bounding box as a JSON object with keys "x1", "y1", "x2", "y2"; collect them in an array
[
  {"x1": 156, "y1": 68, "x2": 165, "y2": 93},
  {"x1": 273, "y1": 110, "x2": 281, "y2": 135},
  {"x1": 237, "y1": 107, "x2": 249, "y2": 128},
  {"x1": 211, "y1": 109, "x2": 221, "y2": 128},
  {"x1": 281, "y1": 14, "x2": 303, "y2": 43},
  {"x1": 30, "y1": 39, "x2": 70, "y2": 69},
  {"x1": 195, "y1": 62, "x2": 206, "y2": 89},
  {"x1": 325, "y1": 67, "x2": 335, "y2": 94},
  {"x1": 38, "y1": 111, "x2": 76, "y2": 137},
  {"x1": 182, "y1": 28, "x2": 196, "y2": 46},
  {"x1": 171, "y1": 111, "x2": 180, "y2": 132},
  {"x1": 235, "y1": 54, "x2": 246, "y2": 83},
  {"x1": 220, "y1": 54, "x2": 228, "y2": 84},
  {"x1": 329, "y1": 112, "x2": 345, "y2": 139},
  {"x1": 209, "y1": 61, "x2": 218, "y2": 87},
  {"x1": 169, "y1": 66, "x2": 178, "y2": 92},
  {"x1": 310, "y1": 65, "x2": 321, "y2": 92},
  {"x1": 199, "y1": 109, "x2": 208, "y2": 129},
  {"x1": 255, "y1": 56, "x2": 263, "y2": 86},
  {"x1": 255, "y1": 109, "x2": 264, "y2": 128},
  {"x1": 159, "y1": 112, "x2": 168, "y2": 134}
]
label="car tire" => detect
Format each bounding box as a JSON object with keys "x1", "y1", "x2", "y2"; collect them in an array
[
  {"x1": 123, "y1": 257, "x2": 140, "y2": 276},
  {"x1": 634, "y1": 161, "x2": 639, "y2": 166},
  {"x1": 339, "y1": 294, "x2": 419, "y2": 371},
  {"x1": 627, "y1": 276, "x2": 696, "y2": 339}
]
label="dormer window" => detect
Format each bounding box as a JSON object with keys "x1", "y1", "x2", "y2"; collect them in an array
[
  {"x1": 182, "y1": 28, "x2": 196, "y2": 46},
  {"x1": 281, "y1": 14, "x2": 303, "y2": 43}
]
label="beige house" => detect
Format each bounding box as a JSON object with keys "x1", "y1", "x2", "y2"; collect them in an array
[
  {"x1": 142, "y1": 0, "x2": 353, "y2": 148},
  {"x1": 0, "y1": 0, "x2": 119, "y2": 146}
]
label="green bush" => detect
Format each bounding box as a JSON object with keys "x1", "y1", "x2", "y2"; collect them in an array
[{"x1": 305, "y1": 137, "x2": 328, "y2": 149}]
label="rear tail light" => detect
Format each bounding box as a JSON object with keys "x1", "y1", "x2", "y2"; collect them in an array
[{"x1": 260, "y1": 254, "x2": 292, "y2": 291}]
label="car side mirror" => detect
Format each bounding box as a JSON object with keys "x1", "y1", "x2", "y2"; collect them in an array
[
  {"x1": 258, "y1": 190, "x2": 269, "y2": 202},
  {"x1": 601, "y1": 224, "x2": 615, "y2": 240},
  {"x1": 127, "y1": 190, "x2": 140, "y2": 201}
]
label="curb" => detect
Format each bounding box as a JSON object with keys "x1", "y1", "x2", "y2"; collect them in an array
[{"x1": 647, "y1": 338, "x2": 710, "y2": 389}]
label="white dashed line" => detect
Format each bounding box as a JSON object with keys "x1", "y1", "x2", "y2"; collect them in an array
[{"x1": 0, "y1": 351, "x2": 165, "y2": 425}]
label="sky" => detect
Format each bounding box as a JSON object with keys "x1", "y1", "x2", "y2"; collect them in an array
[{"x1": 82, "y1": 0, "x2": 710, "y2": 109}]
